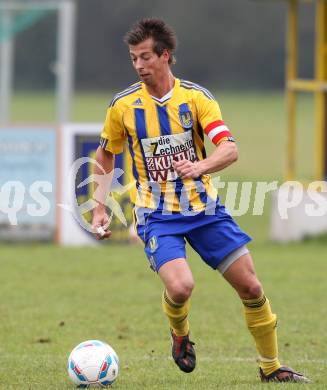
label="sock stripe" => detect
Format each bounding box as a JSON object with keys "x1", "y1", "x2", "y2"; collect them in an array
[
  {"x1": 243, "y1": 295, "x2": 266, "y2": 308},
  {"x1": 175, "y1": 314, "x2": 188, "y2": 324},
  {"x1": 163, "y1": 290, "x2": 184, "y2": 309}
]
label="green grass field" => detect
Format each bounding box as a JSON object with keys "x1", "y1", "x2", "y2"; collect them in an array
[
  {"x1": 1, "y1": 239, "x2": 326, "y2": 389},
  {"x1": 1, "y1": 90, "x2": 326, "y2": 389}
]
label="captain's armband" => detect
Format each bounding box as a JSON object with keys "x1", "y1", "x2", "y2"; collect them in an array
[{"x1": 204, "y1": 120, "x2": 235, "y2": 146}]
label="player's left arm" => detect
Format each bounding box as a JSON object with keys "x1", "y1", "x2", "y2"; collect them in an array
[
  {"x1": 172, "y1": 141, "x2": 237, "y2": 179},
  {"x1": 173, "y1": 90, "x2": 237, "y2": 179}
]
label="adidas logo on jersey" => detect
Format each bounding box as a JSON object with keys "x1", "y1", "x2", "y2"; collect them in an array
[{"x1": 133, "y1": 98, "x2": 143, "y2": 106}]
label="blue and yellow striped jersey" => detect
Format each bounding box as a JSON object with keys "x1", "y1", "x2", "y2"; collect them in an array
[{"x1": 100, "y1": 78, "x2": 234, "y2": 213}]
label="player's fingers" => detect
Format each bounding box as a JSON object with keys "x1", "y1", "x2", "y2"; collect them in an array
[
  {"x1": 176, "y1": 169, "x2": 186, "y2": 178},
  {"x1": 96, "y1": 225, "x2": 107, "y2": 236},
  {"x1": 174, "y1": 163, "x2": 192, "y2": 176},
  {"x1": 95, "y1": 230, "x2": 112, "y2": 240},
  {"x1": 95, "y1": 226, "x2": 112, "y2": 240},
  {"x1": 103, "y1": 211, "x2": 114, "y2": 230},
  {"x1": 172, "y1": 159, "x2": 188, "y2": 169},
  {"x1": 179, "y1": 169, "x2": 192, "y2": 179},
  {"x1": 177, "y1": 169, "x2": 189, "y2": 178},
  {"x1": 93, "y1": 225, "x2": 110, "y2": 239},
  {"x1": 180, "y1": 167, "x2": 198, "y2": 179}
]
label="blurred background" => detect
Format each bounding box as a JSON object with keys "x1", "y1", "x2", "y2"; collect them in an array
[{"x1": 8, "y1": 0, "x2": 315, "y2": 91}]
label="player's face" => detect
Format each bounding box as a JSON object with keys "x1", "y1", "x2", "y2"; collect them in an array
[{"x1": 129, "y1": 38, "x2": 170, "y2": 86}]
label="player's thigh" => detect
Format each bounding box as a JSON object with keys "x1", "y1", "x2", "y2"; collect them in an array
[
  {"x1": 137, "y1": 215, "x2": 187, "y2": 273},
  {"x1": 222, "y1": 252, "x2": 263, "y2": 299},
  {"x1": 142, "y1": 232, "x2": 187, "y2": 272},
  {"x1": 186, "y1": 211, "x2": 251, "y2": 270},
  {"x1": 158, "y1": 258, "x2": 194, "y2": 302}
]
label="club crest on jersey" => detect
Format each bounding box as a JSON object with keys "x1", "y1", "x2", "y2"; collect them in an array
[
  {"x1": 179, "y1": 104, "x2": 193, "y2": 129},
  {"x1": 149, "y1": 235, "x2": 158, "y2": 253}
]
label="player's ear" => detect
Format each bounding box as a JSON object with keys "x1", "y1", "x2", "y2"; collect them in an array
[{"x1": 162, "y1": 49, "x2": 170, "y2": 62}]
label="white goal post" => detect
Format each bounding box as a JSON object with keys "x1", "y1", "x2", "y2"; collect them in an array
[{"x1": 0, "y1": 0, "x2": 76, "y2": 124}]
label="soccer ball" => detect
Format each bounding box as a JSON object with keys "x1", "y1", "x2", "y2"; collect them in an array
[{"x1": 68, "y1": 340, "x2": 119, "y2": 387}]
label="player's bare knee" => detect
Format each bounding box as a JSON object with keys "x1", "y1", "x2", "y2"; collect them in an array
[
  {"x1": 248, "y1": 282, "x2": 263, "y2": 299},
  {"x1": 168, "y1": 280, "x2": 194, "y2": 303},
  {"x1": 237, "y1": 280, "x2": 262, "y2": 299}
]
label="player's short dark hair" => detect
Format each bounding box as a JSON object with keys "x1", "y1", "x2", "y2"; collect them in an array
[{"x1": 124, "y1": 18, "x2": 177, "y2": 65}]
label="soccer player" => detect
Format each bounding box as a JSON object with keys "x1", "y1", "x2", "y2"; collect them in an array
[{"x1": 92, "y1": 18, "x2": 310, "y2": 383}]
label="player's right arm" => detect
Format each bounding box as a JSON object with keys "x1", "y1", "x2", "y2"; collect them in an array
[
  {"x1": 92, "y1": 100, "x2": 126, "y2": 240},
  {"x1": 92, "y1": 147, "x2": 115, "y2": 240}
]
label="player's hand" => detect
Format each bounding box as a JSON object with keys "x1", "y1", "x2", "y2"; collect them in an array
[
  {"x1": 172, "y1": 159, "x2": 203, "y2": 179},
  {"x1": 92, "y1": 210, "x2": 112, "y2": 240}
]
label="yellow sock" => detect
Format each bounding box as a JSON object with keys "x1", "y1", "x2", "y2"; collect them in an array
[
  {"x1": 242, "y1": 294, "x2": 281, "y2": 375},
  {"x1": 162, "y1": 289, "x2": 190, "y2": 337}
]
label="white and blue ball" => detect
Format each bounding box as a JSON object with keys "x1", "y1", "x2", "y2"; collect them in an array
[{"x1": 68, "y1": 340, "x2": 119, "y2": 387}]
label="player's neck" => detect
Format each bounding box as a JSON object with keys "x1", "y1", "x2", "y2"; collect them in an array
[{"x1": 145, "y1": 72, "x2": 175, "y2": 99}]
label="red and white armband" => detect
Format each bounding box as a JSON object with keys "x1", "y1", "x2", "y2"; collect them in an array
[{"x1": 204, "y1": 120, "x2": 235, "y2": 145}]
